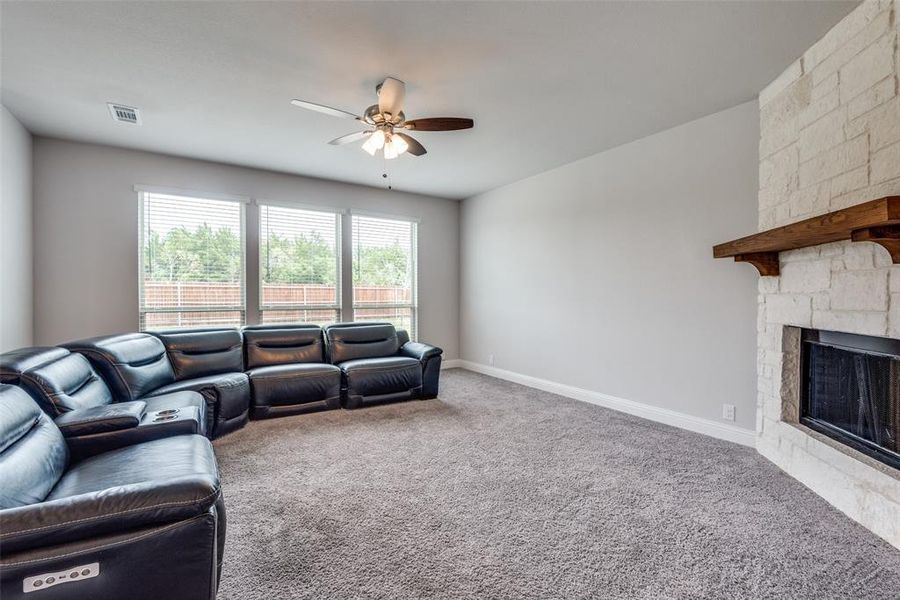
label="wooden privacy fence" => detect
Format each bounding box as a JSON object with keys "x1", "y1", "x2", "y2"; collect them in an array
[{"x1": 143, "y1": 282, "x2": 411, "y2": 307}]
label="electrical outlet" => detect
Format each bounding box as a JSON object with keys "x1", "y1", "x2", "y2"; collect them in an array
[
  {"x1": 488, "y1": 353, "x2": 494, "y2": 366},
  {"x1": 722, "y1": 404, "x2": 736, "y2": 422}
]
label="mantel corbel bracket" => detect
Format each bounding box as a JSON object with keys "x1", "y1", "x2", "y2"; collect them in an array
[
  {"x1": 851, "y1": 225, "x2": 900, "y2": 263},
  {"x1": 734, "y1": 252, "x2": 780, "y2": 276}
]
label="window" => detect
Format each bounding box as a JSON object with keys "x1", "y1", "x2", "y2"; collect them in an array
[
  {"x1": 259, "y1": 204, "x2": 341, "y2": 325},
  {"x1": 138, "y1": 189, "x2": 421, "y2": 334},
  {"x1": 139, "y1": 191, "x2": 246, "y2": 330},
  {"x1": 352, "y1": 214, "x2": 417, "y2": 338}
]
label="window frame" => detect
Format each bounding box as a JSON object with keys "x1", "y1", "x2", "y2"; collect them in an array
[
  {"x1": 349, "y1": 210, "x2": 419, "y2": 339},
  {"x1": 135, "y1": 186, "x2": 423, "y2": 335},
  {"x1": 137, "y1": 186, "x2": 248, "y2": 330},
  {"x1": 257, "y1": 200, "x2": 344, "y2": 325}
]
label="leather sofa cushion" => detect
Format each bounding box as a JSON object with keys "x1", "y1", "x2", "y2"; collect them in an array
[
  {"x1": 0, "y1": 347, "x2": 69, "y2": 385},
  {"x1": 17, "y1": 353, "x2": 113, "y2": 416},
  {"x1": 63, "y1": 333, "x2": 176, "y2": 401},
  {"x1": 147, "y1": 372, "x2": 250, "y2": 424},
  {"x1": 325, "y1": 323, "x2": 400, "y2": 364},
  {"x1": 243, "y1": 325, "x2": 325, "y2": 368},
  {"x1": 154, "y1": 329, "x2": 244, "y2": 380},
  {"x1": 2, "y1": 435, "x2": 220, "y2": 553},
  {"x1": 340, "y1": 356, "x2": 423, "y2": 397},
  {"x1": 247, "y1": 363, "x2": 341, "y2": 407},
  {"x1": 0, "y1": 385, "x2": 68, "y2": 510},
  {"x1": 54, "y1": 401, "x2": 147, "y2": 438}
]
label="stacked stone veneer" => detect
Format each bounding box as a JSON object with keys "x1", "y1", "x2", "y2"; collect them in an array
[{"x1": 756, "y1": 0, "x2": 900, "y2": 548}]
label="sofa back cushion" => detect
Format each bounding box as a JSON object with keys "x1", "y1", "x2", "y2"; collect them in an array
[
  {"x1": 242, "y1": 325, "x2": 325, "y2": 369},
  {"x1": 154, "y1": 328, "x2": 244, "y2": 380},
  {"x1": 324, "y1": 323, "x2": 399, "y2": 364},
  {"x1": 0, "y1": 385, "x2": 68, "y2": 509},
  {"x1": 0, "y1": 347, "x2": 70, "y2": 386},
  {"x1": 63, "y1": 333, "x2": 176, "y2": 401},
  {"x1": 18, "y1": 352, "x2": 114, "y2": 416}
]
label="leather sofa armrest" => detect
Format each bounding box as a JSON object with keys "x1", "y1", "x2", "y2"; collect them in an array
[
  {"x1": 54, "y1": 401, "x2": 147, "y2": 438},
  {"x1": 0, "y1": 454, "x2": 220, "y2": 553},
  {"x1": 399, "y1": 341, "x2": 443, "y2": 363},
  {"x1": 399, "y1": 340, "x2": 443, "y2": 399}
]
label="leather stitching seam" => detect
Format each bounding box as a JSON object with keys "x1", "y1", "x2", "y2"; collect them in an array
[
  {"x1": 3, "y1": 487, "x2": 221, "y2": 537},
  {"x1": 0, "y1": 516, "x2": 206, "y2": 567},
  {"x1": 74, "y1": 348, "x2": 136, "y2": 400},
  {"x1": 15, "y1": 373, "x2": 63, "y2": 416}
]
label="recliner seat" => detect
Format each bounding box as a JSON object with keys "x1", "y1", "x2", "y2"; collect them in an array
[
  {"x1": 0, "y1": 346, "x2": 206, "y2": 458},
  {"x1": 61, "y1": 333, "x2": 176, "y2": 400},
  {"x1": 242, "y1": 324, "x2": 341, "y2": 419},
  {"x1": 150, "y1": 328, "x2": 250, "y2": 437},
  {"x1": 63, "y1": 331, "x2": 250, "y2": 439},
  {"x1": 1, "y1": 347, "x2": 205, "y2": 422},
  {"x1": 324, "y1": 322, "x2": 443, "y2": 408},
  {"x1": 0, "y1": 385, "x2": 225, "y2": 600}
]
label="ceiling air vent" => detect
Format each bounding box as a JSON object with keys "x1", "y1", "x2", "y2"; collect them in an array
[{"x1": 107, "y1": 103, "x2": 142, "y2": 125}]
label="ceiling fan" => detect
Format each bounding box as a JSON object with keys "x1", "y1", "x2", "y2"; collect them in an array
[{"x1": 290, "y1": 77, "x2": 473, "y2": 159}]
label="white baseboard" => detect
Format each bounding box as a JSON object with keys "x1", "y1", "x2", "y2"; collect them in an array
[
  {"x1": 455, "y1": 360, "x2": 755, "y2": 447},
  {"x1": 441, "y1": 359, "x2": 463, "y2": 369}
]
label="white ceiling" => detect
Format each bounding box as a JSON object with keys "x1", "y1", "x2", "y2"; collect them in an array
[{"x1": 1, "y1": 1, "x2": 856, "y2": 200}]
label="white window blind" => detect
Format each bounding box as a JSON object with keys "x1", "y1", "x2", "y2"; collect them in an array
[
  {"x1": 139, "y1": 191, "x2": 246, "y2": 330},
  {"x1": 259, "y1": 204, "x2": 341, "y2": 325},
  {"x1": 352, "y1": 214, "x2": 417, "y2": 338}
]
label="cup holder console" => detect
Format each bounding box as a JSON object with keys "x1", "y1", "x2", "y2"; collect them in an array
[{"x1": 151, "y1": 409, "x2": 180, "y2": 423}]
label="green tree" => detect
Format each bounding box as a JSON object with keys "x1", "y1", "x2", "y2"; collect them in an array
[
  {"x1": 261, "y1": 231, "x2": 336, "y2": 285},
  {"x1": 145, "y1": 225, "x2": 411, "y2": 288},
  {"x1": 144, "y1": 224, "x2": 241, "y2": 283},
  {"x1": 354, "y1": 242, "x2": 410, "y2": 287}
]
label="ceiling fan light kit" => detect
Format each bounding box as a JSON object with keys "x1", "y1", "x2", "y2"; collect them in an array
[
  {"x1": 361, "y1": 129, "x2": 385, "y2": 155},
  {"x1": 291, "y1": 77, "x2": 474, "y2": 160}
]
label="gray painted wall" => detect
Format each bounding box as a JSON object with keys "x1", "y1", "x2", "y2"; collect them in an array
[
  {"x1": 460, "y1": 101, "x2": 759, "y2": 430},
  {"x1": 0, "y1": 106, "x2": 33, "y2": 351},
  {"x1": 32, "y1": 138, "x2": 460, "y2": 358}
]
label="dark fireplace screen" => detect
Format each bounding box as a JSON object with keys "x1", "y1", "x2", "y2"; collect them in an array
[{"x1": 801, "y1": 329, "x2": 900, "y2": 470}]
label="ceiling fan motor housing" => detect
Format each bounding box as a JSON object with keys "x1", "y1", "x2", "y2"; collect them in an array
[{"x1": 364, "y1": 104, "x2": 405, "y2": 127}]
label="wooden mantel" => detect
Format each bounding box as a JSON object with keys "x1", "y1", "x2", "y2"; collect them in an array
[{"x1": 713, "y1": 197, "x2": 900, "y2": 276}]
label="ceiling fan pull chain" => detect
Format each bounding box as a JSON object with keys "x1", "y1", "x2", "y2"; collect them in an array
[{"x1": 382, "y1": 154, "x2": 392, "y2": 190}]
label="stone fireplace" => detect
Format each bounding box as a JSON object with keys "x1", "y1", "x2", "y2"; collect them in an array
[{"x1": 755, "y1": 0, "x2": 900, "y2": 548}]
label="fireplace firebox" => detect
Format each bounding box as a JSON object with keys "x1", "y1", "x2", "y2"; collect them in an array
[{"x1": 800, "y1": 329, "x2": 900, "y2": 470}]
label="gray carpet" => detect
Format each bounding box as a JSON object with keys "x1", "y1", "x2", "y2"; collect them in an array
[{"x1": 213, "y1": 369, "x2": 900, "y2": 599}]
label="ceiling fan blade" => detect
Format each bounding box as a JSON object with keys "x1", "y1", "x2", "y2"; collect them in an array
[
  {"x1": 328, "y1": 130, "x2": 372, "y2": 145},
  {"x1": 404, "y1": 117, "x2": 474, "y2": 131},
  {"x1": 394, "y1": 132, "x2": 427, "y2": 156},
  {"x1": 377, "y1": 77, "x2": 406, "y2": 117},
  {"x1": 290, "y1": 99, "x2": 360, "y2": 120}
]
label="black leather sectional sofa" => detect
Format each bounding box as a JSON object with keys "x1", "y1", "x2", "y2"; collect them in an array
[{"x1": 0, "y1": 322, "x2": 442, "y2": 599}]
